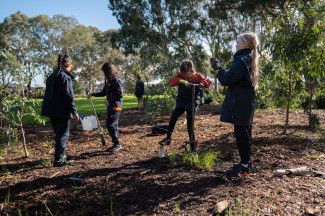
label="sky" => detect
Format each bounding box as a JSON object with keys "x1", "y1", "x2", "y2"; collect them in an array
[
  {"x1": 0, "y1": 0, "x2": 120, "y2": 31},
  {"x1": 0, "y1": 0, "x2": 120, "y2": 86}
]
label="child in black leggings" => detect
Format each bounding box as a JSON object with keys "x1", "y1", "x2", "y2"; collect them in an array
[{"x1": 159, "y1": 60, "x2": 211, "y2": 152}]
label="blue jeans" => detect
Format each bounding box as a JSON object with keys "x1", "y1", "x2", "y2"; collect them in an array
[
  {"x1": 106, "y1": 109, "x2": 121, "y2": 145},
  {"x1": 50, "y1": 117, "x2": 70, "y2": 162}
]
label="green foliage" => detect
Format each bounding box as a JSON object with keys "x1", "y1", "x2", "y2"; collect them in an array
[
  {"x1": 212, "y1": 92, "x2": 225, "y2": 104},
  {"x1": 182, "y1": 150, "x2": 220, "y2": 170},
  {"x1": 0, "y1": 86, "x2": 45, "y2": 157},
  {"x1": 315, "y1": 91, "x2": 325, "y2": 109},
  {"x1": 309, "y1": 113, "x2": 320, "y2": 132},
  {"x1": 23, "y1": 95, "x2": 137, "y2": 125},
  {"x1": 4, "y1": 188, "x2": 11, "y2": 204},
  {"x1": 168, "y1": 152, "x2": 177, "y2": 167},
  {"x1": 143, "y1": 95, "x2": 176, "y2": 124}
]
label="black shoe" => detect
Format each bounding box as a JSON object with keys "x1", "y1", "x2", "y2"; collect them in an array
[
  {"x1": 226, "y1": 163, "x2": 252, "y2": 177},
  {"x1": 106, "y1": 144, "x2": 123, "y2": 152},
  {"x1": 159, "y1": 137, "x2": 171, "y2": 146},
  {"x1": 53, "y1": 160, "x2": 68, "y2": 167},
  {"x1": 64, "y1": 154, "x2": 74, "y2": 161}
]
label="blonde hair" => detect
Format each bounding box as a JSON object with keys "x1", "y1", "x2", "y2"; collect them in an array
[{"x1": 238, "y1": 32, "x2": 259, "y2": 90}]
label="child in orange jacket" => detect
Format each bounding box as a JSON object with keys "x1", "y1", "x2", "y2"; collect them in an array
[{"x1": 159, "y1": 60, "x2": 211, "y2": 152}]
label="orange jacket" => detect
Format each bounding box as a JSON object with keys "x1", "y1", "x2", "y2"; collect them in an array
[{"x1": 168, "y1": 71, "x2": 211, "y2": 88}]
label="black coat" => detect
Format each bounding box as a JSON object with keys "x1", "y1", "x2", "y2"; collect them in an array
[
  {"x1": 92, "y1": 77, "x2": 123, "y2": 109},
  {"x1": 135, "y1": 80, "x2": 144, "y2": 97},
  {"x1": 41, "y1": 68, "x2": 77, "y2": 118},
  {"x1": 217, "y1": 48, "x2": 256, "y2": 126}
]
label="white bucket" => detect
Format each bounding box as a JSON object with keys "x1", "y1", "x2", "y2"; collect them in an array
[
  {"x1": 89, "y1": 115, "x2": 98, "y2": 129},
  {"x1": 81, "y1": 117, "x2": 93, "y2": 131},
  {"x1": 158, "y1": 146, "x2": 165, "y2": 158}
]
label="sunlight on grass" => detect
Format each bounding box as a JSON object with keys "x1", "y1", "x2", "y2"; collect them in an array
[{"x1": 24, "y1": 95, "x2": 138, "y2": 125}]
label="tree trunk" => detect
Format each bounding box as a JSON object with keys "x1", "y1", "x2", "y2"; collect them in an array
[
  {"x1": 20, "y1": 121, "x2": 29, "y2": 158},
  {"x1": 214, "y1": 76, "x2": 219, "y2": 93},
  {"x1": 308, "y1": 91, "x2": 313, "y2": 128},
  {"x1": 284, "y1": 73, "x2": 292, "y2": 133}
]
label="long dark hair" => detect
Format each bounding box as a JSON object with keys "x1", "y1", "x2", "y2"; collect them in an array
[
  {"x1": 101, "y1": 62, "x2": 117, "y2": 80},
  {"x1": 57, "y1": 54, "x2": 72, "y2": 70},
  {"x1": 180, "y1": 60, "x2": 194, "y2": 73}
]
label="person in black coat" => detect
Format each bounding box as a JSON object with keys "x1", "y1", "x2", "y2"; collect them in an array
[
  {"x1": 90, "y1": 62, "x2": 123, "y2": 152},
  {"x1": 134, "y1": 75, "x2": 145, "y2": 110},
  {"x1": 41, "y1": 54, "x2": 79, "y2": 167},
  {"x1": 211, "y1": 32, "x2": 259, "y2": 177}
]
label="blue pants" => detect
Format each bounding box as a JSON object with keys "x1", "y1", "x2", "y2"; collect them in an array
[
  {"x1": 50, "y1": 117, "x2": 70, "y2": 162},
  {"x1": 106, "y1": 109, "x2": 121, "y2": 145}
]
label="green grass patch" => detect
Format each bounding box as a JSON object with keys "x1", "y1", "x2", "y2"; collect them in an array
[
  {"x1": 24, "y1": 95, "x2": 138, "y2": 125},
  {"x1": 182, "y1": 150, "x2": 220, "y2": 170}
]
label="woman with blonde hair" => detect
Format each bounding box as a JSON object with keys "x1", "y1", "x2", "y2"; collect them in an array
[{"x1": 211, "y1": 32, "x2": 259, "y2": 177}]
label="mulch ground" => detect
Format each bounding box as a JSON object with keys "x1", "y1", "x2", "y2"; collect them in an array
[{"x1": 0, "y1": 105, "x2": 324, "y2": 215}]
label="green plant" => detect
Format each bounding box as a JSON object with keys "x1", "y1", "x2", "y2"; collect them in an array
[
  {"x1": 182, "y1": 151, "x2": 200, "y2": 168},
  {"x1": 212, "y1": 92, "x2": 225, "y2": 103},
  {"x1": 168, "y1": 152, "x2": 177, "y2": 167},
  {"x1": 70, "y1": 185, "x2": 85, "y2": 192},
  {"x1": 309, "y1": 113, "x2": 320, "y2": 131},
  {"x1": 41, "y1": 157, "x2": 53, "y2": 166},
  {"x1": 174, "y1": 203, "x2": 181, "y2": 213},
  {"x1": 200, "y1": 151, "x2": 219, "y2": 170},
  {"x1": 182, "y1": 150, "x2": 220, "y2": 170},
  {"x1": 1, "y1": 166, "x2": 11, "y2": 177},
  {"x1": 315, "y1": 92, "x2": 325, "y2": 109},
  {"x1": 4, "y1": 188, "x2": 11, "y2": 204},
  {"x1": 143, "y1": 95, "x2": 175, "y2": 124},
  {"x1": 108, "y1": 193, "x2": 114, "y2": 216}
]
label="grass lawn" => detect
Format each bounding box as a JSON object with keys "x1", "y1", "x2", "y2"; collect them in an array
[{"x1": 24, "y1": 95, "x2": 138, "y2": 125}]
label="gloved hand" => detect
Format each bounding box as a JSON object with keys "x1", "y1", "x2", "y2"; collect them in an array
[
  {"x1": 179, "y1": 79, "x2": 189, "y2": 87},
  {"x1": 210, "y1": 58, "x2": 222, "y2": 70}
]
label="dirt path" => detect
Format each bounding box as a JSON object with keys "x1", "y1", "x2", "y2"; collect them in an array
[{"x1": 0, "y1": 106, "x2": 324, "y2": 215}]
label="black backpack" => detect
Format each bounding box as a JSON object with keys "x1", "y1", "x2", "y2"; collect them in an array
[{"x1": 151, "y1": 124, "x2": 168, "y2": 136}]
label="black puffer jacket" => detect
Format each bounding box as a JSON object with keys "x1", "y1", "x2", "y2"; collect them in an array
[
  {"x1": 41, "y1": 68, "x2": 77, "y2": 118},
  {"x1": 92, "y1": 77, "x2": 123, "y2": 109},
  {"x1": 217, "y1": 48, "x2": 256, "y2": 126}
]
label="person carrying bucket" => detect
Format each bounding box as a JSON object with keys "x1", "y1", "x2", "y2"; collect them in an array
[
  {"x1": 90, "y1": 62, "x2": 123, "y2": 152},
  {"x1": 41, "y1": 53, "x2": 79, "y2": 167},
  {"x1": 159, "y1": 60, "x2": 211, "y2": 153}
]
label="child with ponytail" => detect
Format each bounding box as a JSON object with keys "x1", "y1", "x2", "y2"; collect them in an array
[
  {"x1": 41, "y1": 53, "x2": 79, "y2": 167},
  {"x1": 210, "y1": 32, "x2": 259, "y2": 177}
]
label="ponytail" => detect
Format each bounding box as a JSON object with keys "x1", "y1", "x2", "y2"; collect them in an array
[
  {"x1": 251, "y1": 48, "x2": 259, "y2": 90},
  {"x1": 57, "y1": 53, "x2": 72, "y2": 71},
  {"x1": 238, "y1": 32, "x2": 259, "y2": 90}
]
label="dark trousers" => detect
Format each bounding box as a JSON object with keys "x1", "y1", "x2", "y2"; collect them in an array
[
  {"x1": 234, "y1": 124, "x2": 252, "y2": 164},
  {"x1": 50, "y1": 117, "x2": 70, "y2": 162},
  {"x1": 106, "y1": 109, "x2": 121, "y2": 145},
  {"x1": 167, "y1": 106, "x2": 195, "y2": 141}
]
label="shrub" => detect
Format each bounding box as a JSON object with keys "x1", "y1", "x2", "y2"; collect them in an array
[
  {"x1": 315, "y1": 92, "x2": 325, "y2": 109},
  {"x1": 143, "y1": 95, "x2": 175, "y2": 124},
  {"x1": 309, "y1": 113, "x2": 320, "y2": 131}
]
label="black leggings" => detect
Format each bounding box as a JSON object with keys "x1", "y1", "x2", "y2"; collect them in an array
[
  {"x1": 167, "y1": 106, "x2": 195, "y2": 141},
  {"x1": 234, "y1": 124, "x2": 252, "y2": 164}
]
